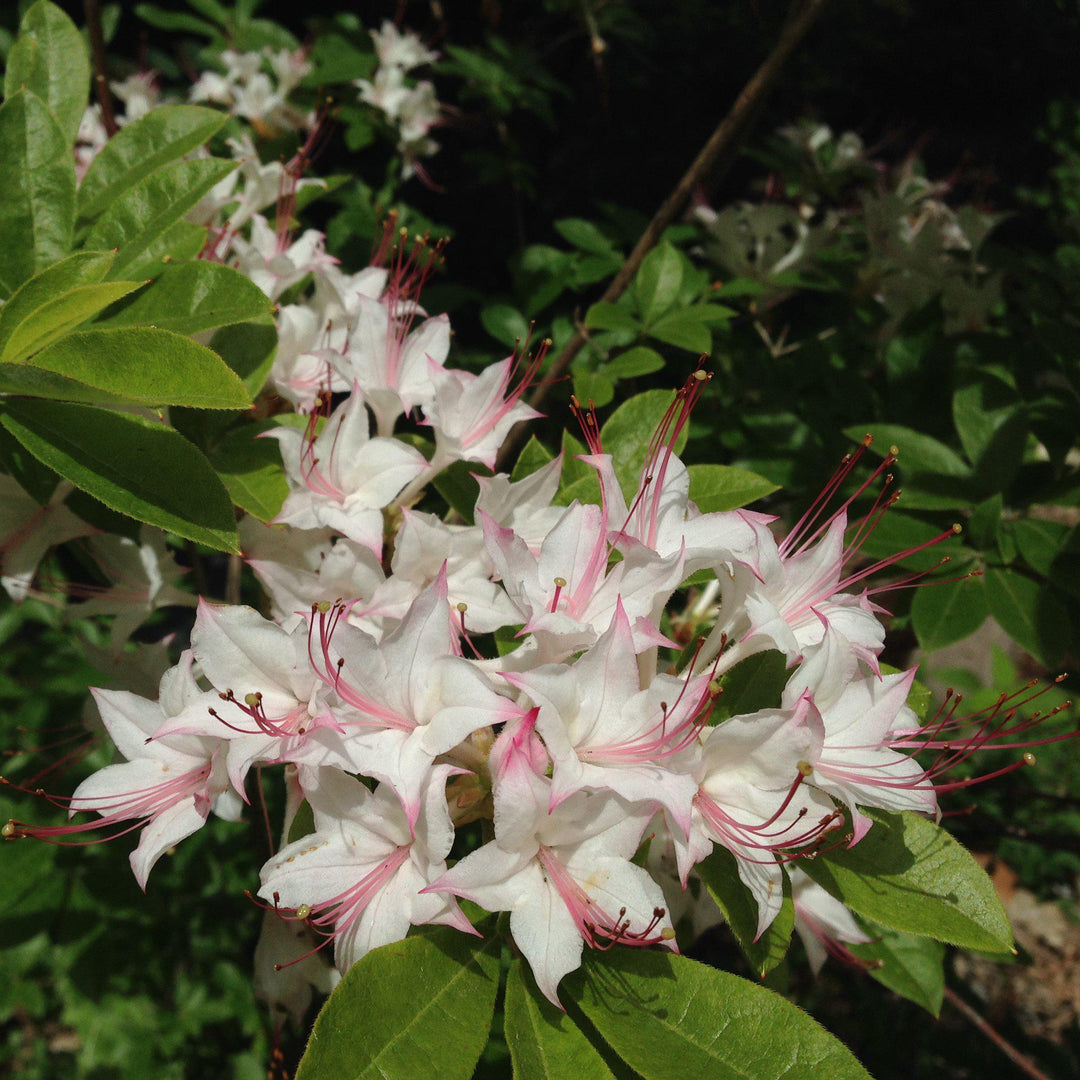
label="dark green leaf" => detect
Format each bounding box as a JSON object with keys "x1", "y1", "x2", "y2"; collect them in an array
[
  {"x1": 0, "y1": 399, "x2": 240, "y2": 551},
  {"x1": 504, "y1": 959, "x2": 615, "y2": 1080},
  {"x1": 1011, "y1": 518, "x2": 1070, "y2": 578},
  {"x1": 208, "y1": 423, "x2": 287, "y2": 521},
  {"x1": 94, "y1": 261, "x2": 272, "y2": 335},
  {"x1": 800, "y1": 810, "x2": 1013, "y2": 954},
  {"x1": 295, "y1": 927, "x2": 501, "y2": 1080},
  {"x1": 0, "y1": 250, "x2": 114, "y2": 356},
  {"x1": 83, "y1": 158, "x2": 236, "y2": 278},
  {"x1": 984, "y1": 567, "x2": 1067, "y2": 668},
  {"x1": 554, "y1": 218, "x2": 615, "y2": 255},
  {"x1": 697, "y1": 846, "x2": 794, "y2": 975},
  {"x1": 634, "y1": 242, "x2": 685, "y2": 325},
  {"x1": 848, "y1": 923, "x2": 945, "y2": 1016},
  {"x1": 17, "y1": 327, "x2": 252, "y2": 409},
  {"x1": 910, "y1": 573, "x2": 988, "y2": 652},
  {"x1": 566, "y1": 948, "x2": 873, "y2": 1079},
  {"x1": 713, "y1": 650, "x2": 788, "y2": 722},
  {"x1": 0, "y1": 280, "x2": 142, "y2": 364},
  {"x1": 686, "y1": 463, "x2": 779, "y2": 512},
  {"x1": 480, "y1": 303, "x2": 529, "y2": 348},
  {"x1": 132, "y1": 4, "x2": 218, "y2": 36},
  {"x1": 4, "y1": 0, "x2": 90, "y2": 145},
  {"x1": 117, "y1": 219, "x2": 206, "y2": 281},
  {"x1": 77, "y1": 105, "x2": 230, "y2": 221},
  {"x1": 207, "y1": 317, "x2": 279, "y2": 397},
  {"x1": 0, "y1": 91, "x2": 76, "y2": 296},
  {"x1": 966, "y1": 494, "x2": 1003, "y2": 551},
  {"x1": 433, "y1": 460, "x2": 492, "y2": 524}
]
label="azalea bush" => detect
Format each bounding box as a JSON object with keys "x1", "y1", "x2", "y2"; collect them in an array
[{"x1": 2, "y1": 3, "x2": 1079, "y2": 1079}]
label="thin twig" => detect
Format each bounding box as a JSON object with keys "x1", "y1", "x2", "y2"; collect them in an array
[
  {"x1": 225, "y1": 552, "x2": 242, "y2": 606},
  {"x1": 494, "y1": 0, "x2": 828, "y2": 472},
  {"x1": 944, "y1": 987, "x2": 1052, "y2": 1080},
  {"x1": 85, "y1": 0, "x2": 118, "y2": 137}
]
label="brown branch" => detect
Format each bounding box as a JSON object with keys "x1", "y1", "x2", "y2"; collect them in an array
[
  {"x1": 944, "y1": 987, "x2": 1053, "y2": 1080},
  {"x1": 494, "y1": 0, "x2": 828, "y2": 473},
  {"x1": 85, "y1": 0, "x2": 118, "y2": 137}
]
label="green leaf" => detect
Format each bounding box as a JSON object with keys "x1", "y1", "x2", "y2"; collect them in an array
[
  {"x1": 16, "y1": 328, "x2": 252, "y2": 409},
  {"x1": 697, "y1": 846, "x2": 794, "y2": 975},
  {"x1": 432, "y1": 460, "x2": 492, "y2": 524},
  {"x1": 132, "y1": 4, "x2": 218, "y2": 36},
  {"x1": 4, "y1": 1, "x2": 90, "y2": 145},
  {"x1": 117, "y1": 219, "x2": 207, "y2": 281},
  {"x1": 0, "y1": 91, "x2": 76, "y2": 297},
  {"x1": 504, "y1": 959, "x2": 615, "y2": 1080},
  {"x1": 0, "y1": 399, "x2": 240, "y2": 552},
  {"x1": 910, "y1": 573, "x2": 988, "y2": 652},
  {"x1": 207, "y1": 317, "x2": 279, "y2": 398},
  {"x1": 984, "y1": 566, "x2": 1067, "y2": 668},
  {"x1": 1011, "y1": 518, "x2": 1070, "y2": 578},
  {"x1": 712, "y1": 650, "x2": 788, "y2": 721},
  {"x1": 686, "y1": 463, "x2": 779, "y2": 512},
  {"x1": 605, "y1": 346, "x2": 664, "y2": 380},
  {"x1": 600, "y1": 389, "x2": 689, "y2": 502},
  {"x1": 0, "y1": 250, "x2": 115, "y2": 355},
  {"x1": 966, "y1": 494, "x2": 1003, "y2": 550},
  {"x1": 848, "y1": 924, "x2": 945, "y2": 1017},
  {"x1": 295, "y1": 927, "x2": 501, "y2": 1080},
  {"x1": 566, "y1": 948, "x2": 873, "y2": 1080},
  {"x1": 634, "y1": 242, "x2": 685, "y2": 325},
  {"x1": 844, "y1": 425, "x2": 973, "y2": 511},
  {"x1": 0, "y1": 280, "x2": 143, "y2": 364},
  {"x1": 511, "y1": 435, "x2": 555, "y2": 482},
  {"x1": 799, "y1": 810, "x2": 1014, "y2": 954},
  {"x1": 0, "y1": 360, "x2": 131, "y2": 404},
  {"x1": 572, "y1": 370, "x2": 615, "y2": 409},
  {"x1": 645, "y1": 309, "x2": 712, "y2": 353},
  {"x1": 480, "y1": 303, "x2": 529, "y2": 348},
  {"x1": 83, "y1": 158, "x2": 237, "y2": 278},
  {"x1": 208, "y1": 424, "x2": 287, "y2": 521},
  {"x1": 77, "y1": 105, "x2": 229, "y2": 222},
  {"x1": 554, "y1": 218, "x2": 615, "y2": 255},
  {"x1": 93, "y1": 261, "x2": 273, "y2": 335},
  {"x1": 584, "y1": 302, "x2": 640, "y2": 333}
]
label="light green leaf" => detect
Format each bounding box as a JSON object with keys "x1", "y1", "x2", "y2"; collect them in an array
[
  {"x1": 0, "y1": 360, "x2": 130, "y2": 404},
  {"x1": 601, "y1": 389, "x2": 689, "y2": 502},
  {"x1": 504, "y1": 959, "x2": 614, "y2": 1080},
  {"x1": 0, "y1": 399, "x2": 240, "y2": 551},
  {"x1": 208, "y1": 424, "x2": 287, "y2": 521},
  {"x1": 799, "y1": 810, "x2": 1014, "y2": 954},
  {"x1": 0, "y1": 251, "x2": 114, "y2": 355},
  {"x1": 848, "y1": 923, "x2": 945, "y2": 1016},
  {"x1": 606, "y1": 346, "x2": 664, "y2": 380},
  {"x1": 93, "y1": 261, "x2": 272, "y2": 335},
  {"x1": 584, "y1": 302, "x2": 639, "y2": 333},
  {"x1": 77, "y1": 105, "x2": 229, "y2": 221},
  {"x1": 0, "y1": 91, "x2": 76, "y2": 297},
  {"x1": 566, "y1": 948, "x2": 873, "y2": 1080},
  {"x1": 0, "y1": 280, "x2": 143, "y2": 364},
  {"x1": 117, "y1": 219, "x2": 207, "y2": 281},
  {"x1": 697, "y1": 846, "x2": 794, "y2": 975},
  {"x1": 634, "y1": 242, "x2": 685, "y2": 325},
  {"x1": 572, "y1": 370, "x2": 615, "y2": 409},
  {"x1": 511, "y1": 435, "x2": 555, "y2": 482},
  {"x1": 910, "y1": 573, "x2": 988, "y2": 652},
  {"x1": 295, "y1": 927, "x2": 501, "y2": 1080},
  {"x1": 4, "y1": 0, "x2": 90, "y2": 145},
  {"x1": 686, "y1": 463, "x2": 779, "y2": 512},
  {"x1": 84, "y1": 158, "x2": 236, "y2": 278},
  {"x1": 645, "y1": 309, "x2": 712, "y2": 353},
  {"x1": 16, "y1": 328, "x2": 252, "y2": 409},
  {"x1": 984, "y1": 566, "x2": 1067, "y2": 668}
]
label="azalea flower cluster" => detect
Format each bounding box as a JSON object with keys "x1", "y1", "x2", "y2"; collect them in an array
[{"x1": 11, "y1": 205, "x2": 1057, "y2": 1013}]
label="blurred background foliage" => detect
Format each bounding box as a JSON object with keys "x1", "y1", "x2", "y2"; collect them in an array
[{"x1": 3, "y1": 0, "x2": 1080, "y2": 1076}]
